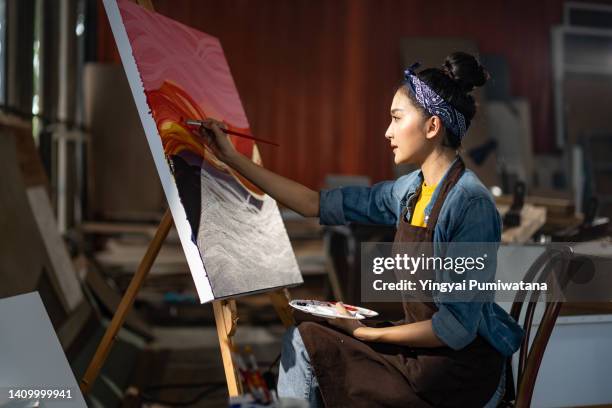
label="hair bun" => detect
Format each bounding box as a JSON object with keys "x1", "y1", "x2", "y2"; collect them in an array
[{"x1": 443, "y1": 52, "x2": 489, "y2": 93}]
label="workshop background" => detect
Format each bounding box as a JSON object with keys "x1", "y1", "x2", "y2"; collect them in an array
[{"x1": 2, "y1": 0, "x2": 612, "y2": 407}]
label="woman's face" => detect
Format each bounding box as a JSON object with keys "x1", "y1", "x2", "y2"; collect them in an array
[{"x1": 385, "y1": 90, "x2": 432, "y2": 165}]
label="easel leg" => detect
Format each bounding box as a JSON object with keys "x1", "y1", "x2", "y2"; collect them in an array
[
  {"x1": 214, "y1": 290, "x2": 293, "y2": 398},
  {"x1": 213, "y1": 299, "x2": 243, "y2": 396},
  {"x1": 269, "y1": 289, "x2": 295, "y2": 328},
  {"x1": 79, "y1": 209, "x2": 173, "y2": 394}
]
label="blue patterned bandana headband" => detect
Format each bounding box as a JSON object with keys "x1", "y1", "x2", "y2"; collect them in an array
[{"x1": 403, "y1": 62, "x2": 468, "y2": 140}]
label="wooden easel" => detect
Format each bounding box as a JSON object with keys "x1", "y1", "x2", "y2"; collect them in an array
[
  {"x1": 79, "y1": 0, "x2": 295, "y2": 397},
  {"x1": 79, "y1": 212, "x2": 295, "y2": 396}
]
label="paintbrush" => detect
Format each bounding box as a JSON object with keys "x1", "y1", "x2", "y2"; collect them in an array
[{"x1": 184, "y1": 118, "x2": 279, "y2": 147}]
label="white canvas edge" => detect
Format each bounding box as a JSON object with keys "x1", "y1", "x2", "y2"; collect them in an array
[
  {"x1": 27, "y1": 186, "x2": 83, "y2": 311},
  {"x1": 102, "y1": 0, "x2": 213, "y2": 303}
]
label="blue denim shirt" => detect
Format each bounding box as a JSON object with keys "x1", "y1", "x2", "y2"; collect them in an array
[{"x1": 319, "y1": 157, "x2": 524, "y2": 357}]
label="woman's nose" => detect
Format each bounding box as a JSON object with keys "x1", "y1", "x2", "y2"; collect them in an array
[{"x1": 385, "y1": 125, "x2": 393, "y2": 140}]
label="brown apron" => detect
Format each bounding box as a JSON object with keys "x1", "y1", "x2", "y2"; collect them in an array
[{"x1": 299, "y1": 157, "x2": 503, "y2": 407}]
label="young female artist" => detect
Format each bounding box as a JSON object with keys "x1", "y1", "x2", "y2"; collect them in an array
[{"x1": 202, "y1": 52, "x2": 524, "y2": 408}]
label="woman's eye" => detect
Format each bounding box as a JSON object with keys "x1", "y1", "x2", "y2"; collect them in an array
[{"x1": 392, "y1": 116, "x2": 400, "y2": 122}]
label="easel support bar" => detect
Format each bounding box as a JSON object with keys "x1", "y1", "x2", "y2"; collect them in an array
[{"x1": 79, "y1": 209, "x2": 174, "y2": 393}]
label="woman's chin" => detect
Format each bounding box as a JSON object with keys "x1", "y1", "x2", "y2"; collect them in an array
[{"x1": 393, "y1": 153, "x2": 409, "y2": 165}]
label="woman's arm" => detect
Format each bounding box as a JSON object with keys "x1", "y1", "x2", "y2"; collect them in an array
[
  {"x1": 354, "y1": 320, "x2": 445, "y2": 347},
  {"x1": 203, "y1": 120, "x2": 320, "y2": 217},
  {"x1": 328, "y1": 304, "x2": 445, "y2": 347},
  {"x1": 205, "y1": 119, "x2": 403, "y2": 225}
]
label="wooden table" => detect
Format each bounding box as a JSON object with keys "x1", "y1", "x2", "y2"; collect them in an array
[{"x1": 497, "y1": 204, "x2": 547, "y2": 243}]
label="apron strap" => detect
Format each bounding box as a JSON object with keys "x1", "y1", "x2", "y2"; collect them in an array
[{"x1": 426, "y1": 156, "x2": 466, "y2": 229}]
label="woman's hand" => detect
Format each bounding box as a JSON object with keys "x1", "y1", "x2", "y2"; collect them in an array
[
  {"x1": 327, "y1": 303, "x2": 370, "y2": 340},
  {"x1": 199, "y1": 118, "x2": 239, "y2": 163},
  {"x1": 193, "y1": 117, "x2": 321, "y2": 217},
  {"x1": 328, "y1": 310, "x2": 444, "y2": 346}
]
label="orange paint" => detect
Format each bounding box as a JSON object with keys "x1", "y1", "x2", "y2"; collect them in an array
[{"x1": 145, "y1": 80, "x2": 264, "y2": 197}]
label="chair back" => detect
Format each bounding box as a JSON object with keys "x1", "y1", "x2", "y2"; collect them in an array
[{"x1": 503, "y1": 246, "x2": 573, "y2": 408}]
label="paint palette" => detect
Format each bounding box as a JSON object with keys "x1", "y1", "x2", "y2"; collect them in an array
[{"x1": 289, "y1": 299, "x2": 378, "y2": 320}]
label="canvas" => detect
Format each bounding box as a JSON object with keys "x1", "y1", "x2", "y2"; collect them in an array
[
  {"x1": 0, "y1": 292, "x2": 87, "y2": 407},
  {"x1": 103, "y1": 0, "x2": 301, "y2": 302}
]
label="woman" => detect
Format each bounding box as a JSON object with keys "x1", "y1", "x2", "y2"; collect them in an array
[{"x1": 203, "y1": 52, "x2": 524, "y2": 408}]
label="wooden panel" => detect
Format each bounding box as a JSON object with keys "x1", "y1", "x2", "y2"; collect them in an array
[
  {"x1": 565, "y1": 74, "x2": 612, "y2": 145},
  {"x1": 85, "y1": 266, "x2": 153, "y2": 341},
  {"x1": 0, "y1": 132, "x2": 68, "y2": 326},
  {"x1": 0, "y1": 117, "x2": 83, "y2": 314},
  {"x1": 0, "y1": 114, "x2": 48, "y2": 189},
  {"x1": 0, "y1": 132, "x2": 47, "y2": 293},
  {"x1": 83, "y1": 63, "x2": 165, "y2": 220},
  {"x1": 27, "y1": 186, "x2": 83, "y2": 311}
]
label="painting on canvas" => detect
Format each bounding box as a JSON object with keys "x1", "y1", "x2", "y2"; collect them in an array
[{"x1": 103, "y1": 0, "x2": 302, "y2": 301}]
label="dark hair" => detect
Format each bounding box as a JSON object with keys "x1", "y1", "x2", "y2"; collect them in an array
[{"x1": 399, "y1": 51, "x2": 489, "y2": 148}]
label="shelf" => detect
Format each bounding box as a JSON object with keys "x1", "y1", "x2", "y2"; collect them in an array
[{"x1": 565, "y1": 64, "x2": 612, "y2": 75}]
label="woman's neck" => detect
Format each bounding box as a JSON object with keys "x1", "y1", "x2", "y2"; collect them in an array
[{"x1": 420, "y1": 148, "x2": 457, "y2": 186}]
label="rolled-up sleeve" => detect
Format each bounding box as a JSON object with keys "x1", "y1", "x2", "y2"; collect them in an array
[
  {"x1": 432, "y1": 302, "x2": 483, "y2": 349},
  {"x1": 319, "y1": 188, "x2": 347, "y2": 225},
  {"x1": 319, "y1": 180, "x2": 402, "y2": 226},
  {"x1": 431, "y1": 196, "x2": 502, "y2": 350}
]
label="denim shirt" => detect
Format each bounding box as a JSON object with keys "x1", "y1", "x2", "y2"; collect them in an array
[{"x1": 319, "y1": 157, "x2": 524, "y2": 357}]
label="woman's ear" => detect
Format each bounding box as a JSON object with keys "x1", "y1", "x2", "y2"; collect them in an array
[{"x1": 424, "y1": 115, "x2": 444, "y2": 140}]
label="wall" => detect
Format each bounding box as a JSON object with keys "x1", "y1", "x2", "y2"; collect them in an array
[{"x1": 96, "y1": 0, "x2": 611, "y2": 188}]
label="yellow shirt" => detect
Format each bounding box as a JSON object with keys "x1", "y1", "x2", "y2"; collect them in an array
[{"x1": 410, "y1": 182, "x2": 437, "y2": 227}]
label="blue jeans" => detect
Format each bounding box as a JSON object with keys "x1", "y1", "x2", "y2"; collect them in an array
[
  {"x1": 484, "y1": 361, "x2": 506, "y2": 408},
  {"x1": 277, "y1": 326, "x2": 506, "y2": 408},
  {"x1": 277, "y1": 326, "x2": 323, "y2": 407}
]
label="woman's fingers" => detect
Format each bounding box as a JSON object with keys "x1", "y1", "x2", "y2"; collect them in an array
[
  {"x1": 198, "y1": 119, "x2": 221, "y2": 141},
  {"x1": 334, "y1": 302, "x2": 350, "y2": 316},
  {"x1": 197, "y1": 126, "x2": 212, "y2": 143},
  {"x1": 203, "y1": 118, "x2": 226, "y2": 130},
  {"x1": 196, "y1": 118, "x2": 238, "y2": 161},
  {"x1": 208, "y1": 121, "x2": 225, "y2": 139}
]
